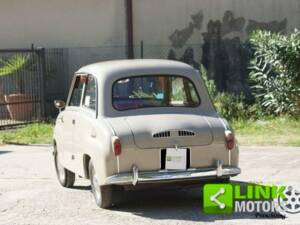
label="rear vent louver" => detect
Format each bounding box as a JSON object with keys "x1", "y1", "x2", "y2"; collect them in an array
[
  {"x1": 153, "y1": 130, "x2": 195, "y2": 138},
  {"x1": 178, "y1": 130, "x2": 195, "y2": 136},
  {"x1": 153, "y1": 131, "x2": 171, "y2": 138}
]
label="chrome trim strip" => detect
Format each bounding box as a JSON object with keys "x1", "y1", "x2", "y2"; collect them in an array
[{"x1": 105, "y1": 166, "x2": 241, "y2": 185}]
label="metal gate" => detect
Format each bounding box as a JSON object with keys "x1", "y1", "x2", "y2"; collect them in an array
[{"x1": 0, "y1": 47, "x2": 46, "y2": 129}]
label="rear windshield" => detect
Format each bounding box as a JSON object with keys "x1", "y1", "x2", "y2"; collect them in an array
[{"x1": 112, "y1": 75, "x2": 200, "y2": 111}]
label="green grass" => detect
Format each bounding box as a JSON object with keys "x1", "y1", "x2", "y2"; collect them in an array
[
  {"x1": 0, "y1": 117, "x2": 299, "y2": 146},
  {"x1": 0, "y1": 123, "x2": 53, "y2": 145},
  {"x1": 232, "y1": 117, "x2": 300, "y2": 146}
]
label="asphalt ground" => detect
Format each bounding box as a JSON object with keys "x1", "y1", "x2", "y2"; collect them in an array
[{"x1": 0, "y1": 145, "x2": 299, "y2": 225}]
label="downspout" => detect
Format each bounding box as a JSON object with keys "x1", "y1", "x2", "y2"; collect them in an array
[{"x1": 125, "y1": 0, "x2": 134, "y2": 59}]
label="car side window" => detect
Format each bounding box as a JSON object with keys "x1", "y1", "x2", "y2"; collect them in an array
[
  {"x1": 69, "y1": 76, "x2": 85, "y2": 107},
  {"x1": 82, "y1": 75, "x2": 97, "y2": 111}
]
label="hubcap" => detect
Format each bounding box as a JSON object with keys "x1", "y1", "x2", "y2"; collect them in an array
[{"x1": 92, "y1": 171, "x2": 101, "y2": 201}]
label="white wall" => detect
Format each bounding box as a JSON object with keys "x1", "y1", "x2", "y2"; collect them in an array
[
  {"x1": 1, "y1": 0, "x2": 299, "y2": 49},
  {"x1": 132, "y1": 0, "x2": 300, "y2": 94},
  {"x1": 133, "y1": 0, "x2": 300, "y2": 46},
  {"x1": 0, "y1": 0, "x2": 126, "y2": 48}
]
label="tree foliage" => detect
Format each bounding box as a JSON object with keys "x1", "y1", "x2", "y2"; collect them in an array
[{"x1": 249, "y1": 30, "x2": 300, "y2": 115}]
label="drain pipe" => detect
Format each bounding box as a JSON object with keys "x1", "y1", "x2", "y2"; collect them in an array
[{"x1": 125, "y1": 0, "x2": 134, "y2": 59}]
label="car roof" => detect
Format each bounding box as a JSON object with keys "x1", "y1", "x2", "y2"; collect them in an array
[{"x1": 76, "y1": 59, "x2": 197, "y2": 81}]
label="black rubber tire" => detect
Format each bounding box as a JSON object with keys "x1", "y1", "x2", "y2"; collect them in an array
[
  {"x1": 89, "y1": 160, "x2": 113, "y2": 208},
  {"x1": 218, "y1": 177, "x2": 230, "y2": 183},
  {"x1": 54, "y1": 146, "x2": 75, "y2": 188}
]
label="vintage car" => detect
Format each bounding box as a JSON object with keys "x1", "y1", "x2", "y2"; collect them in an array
[{"x1": 53, "y1": 59, "x2": 240, "y2": 208}]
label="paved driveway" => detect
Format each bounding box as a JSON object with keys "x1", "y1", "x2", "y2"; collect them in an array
[{"x1": 0, "y1": 145, "x2": 299, "y2": 225}]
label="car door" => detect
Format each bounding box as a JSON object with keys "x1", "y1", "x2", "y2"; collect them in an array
[
  {"x1": 60, "y1": 74, "x2": 86, "y2": 171},
  {"x1": 72, "y1": 75, "x2": 98, "y2": 176}
]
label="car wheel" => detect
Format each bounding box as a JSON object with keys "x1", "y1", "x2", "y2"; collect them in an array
[
  {"x1": 89, "y1": 160, "x2": 113, "y2": 208},
  {"x1": 54, "y1": 145, "x2": 75, "y2": 188},
  {"x1": 218, "y1": 177, "x2": 230, "y2": 183}
]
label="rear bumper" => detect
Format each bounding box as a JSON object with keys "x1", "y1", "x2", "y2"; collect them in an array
[{"x1": 105, "y1": 160, "x2": 241, "y2": 186}]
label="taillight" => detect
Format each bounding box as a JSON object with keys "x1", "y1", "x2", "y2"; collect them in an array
[
  {"x1": 225, "y1": 130, "x2": 235, "y2": 150},
  {"x1": 112, "y1": 137, "x2": 122, "y2": 156}
]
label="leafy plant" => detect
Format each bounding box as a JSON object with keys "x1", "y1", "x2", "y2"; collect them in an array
[
  {"x1": 200, "y1": 64, "x2": 217, "y2": 98},
  {"x1": 0, "y1": 55, "x2": 28, "y2": 76},
  {"x1": 171, "y1": 89, "x2": 184, "y2": 101},
  {"x1": 249, "y1": 30, "x2": 300, "y2": 115},
  {"x1": 0, "y1": 55, "x2": 29, "y2": 93},
  {"x1": 200, "y1": 64, "x2": 262, "y2": 121}
]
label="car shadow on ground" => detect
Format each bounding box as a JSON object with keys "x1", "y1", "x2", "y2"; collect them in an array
[
  {"x1": 110, "y1": 181, "x2": 281, "y2": 222},
  {"x1": 0, "y1": 150, "x2": 12, "y2": 155},
  {"x1": 70, "y1": 185, "x2": 91, "y2": 191}
]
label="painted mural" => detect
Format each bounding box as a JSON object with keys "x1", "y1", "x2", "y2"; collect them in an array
[{"x1": 167, "y1": 10, "x2": 287, "y2": 97}]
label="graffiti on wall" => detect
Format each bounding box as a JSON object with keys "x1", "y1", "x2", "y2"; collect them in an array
[
  {"x1": 167, "y1": 10, "x2": 287, "y2": 96},
  {"x1": 169, "y1": 10, "x2": 204, "y2": 48},
  {"x1": 202, "y1": 11, "x2": 249, "y2": 94}
]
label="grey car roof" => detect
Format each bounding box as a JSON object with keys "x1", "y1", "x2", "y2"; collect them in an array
[
  {"x1": 76, "y1": 59, "x2": 197, "y2": 81},
  {"x1": 73, "y1": 59, "x2": 216, "y2": 117}
]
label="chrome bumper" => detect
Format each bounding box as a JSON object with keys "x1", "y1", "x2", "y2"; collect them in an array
[{"x1": 105, "y1": 160, "x2": 241, "y2": 186}]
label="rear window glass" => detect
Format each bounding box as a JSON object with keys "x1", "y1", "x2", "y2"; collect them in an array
[{"x1": 112, "y1": 75, "x2": 200, "y2": 111}]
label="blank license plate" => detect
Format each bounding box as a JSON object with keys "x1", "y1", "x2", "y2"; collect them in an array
[{"x1": 165, "y1": 148, "x2": 187, "y2": 170}]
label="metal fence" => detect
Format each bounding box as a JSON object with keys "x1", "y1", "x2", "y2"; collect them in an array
[
  {"x1": 0, "y1": 45, "x2": 127, "y2": 129},
  {"x1": 43, "y1": 46, "x2": 127, "y2": 118},
  {"x1": 44, "y1": 48, "x2": 67, "y2": 118},
  {"x1": 0, "y1": 47, "x2": 47, "y2": 128}
]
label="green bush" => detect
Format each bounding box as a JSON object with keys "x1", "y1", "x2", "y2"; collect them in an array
[
  {"x1": 200, "y1": 64, "x2": 217, "y2": 98},
  {"x1": 200, "y1": 65, "x2": 261, "y2": 121},
  {"x1": 214, "y1": 93, "x2": 252, "y2": 120},
  {"x1": 249, "y1": 30, "x2": 300, "y2": 116}
]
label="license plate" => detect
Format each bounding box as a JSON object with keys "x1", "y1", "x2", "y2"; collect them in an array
[{"x1": 165, "y1": 148, "x2": 187, "y2": 170}]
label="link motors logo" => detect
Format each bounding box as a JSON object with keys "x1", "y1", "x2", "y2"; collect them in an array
[
  {"x1": 203, "y1": 183, "x2": 300, "y2": 217},
  {"x1": 276, "y1": 186, "x2": 300, "y2": 214}
]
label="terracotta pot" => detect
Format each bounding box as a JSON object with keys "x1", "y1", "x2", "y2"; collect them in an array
[
  {"x1": 4, "y1": 94, "x2": 33, "y2": 121},
  {"x1": 0, "y1": 94, "x2": 10, "y2": 119}
]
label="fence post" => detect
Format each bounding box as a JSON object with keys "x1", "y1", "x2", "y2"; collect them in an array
[
  {"x1": 37, "y1": 47, "x2": 47, "y2": 120},
  {"x1": 140, "y1": 40, "x2": 144, "y2": 59}
]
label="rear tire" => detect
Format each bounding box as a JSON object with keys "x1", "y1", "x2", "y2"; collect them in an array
[
  {"x1": 89, "y1": 161, "x2": 113, "y2": 208},
  {"x1": 54, "y1": 145, "x2": 75, "y2": 188},
  {"x1": 218, "y1": 177, "x2": 230, "y2": 183}
]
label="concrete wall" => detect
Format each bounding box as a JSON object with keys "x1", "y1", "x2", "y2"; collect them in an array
[
  {"x1": 0, "y1": 0, "x2": 126, "y2": 48},
  {"x1": 133, "y1": 0, "x2": 300, "y2": 95},
  {"x1": 1, "y1": 0, "x2": 300, "y2": 100},
  {"x1": 0, "y1": 0, "x2": 128, "y2": 102},
  {"x1": 133, "y1": 0, "x2": 300, "y2": 45}
]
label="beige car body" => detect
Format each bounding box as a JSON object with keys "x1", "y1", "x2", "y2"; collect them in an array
[{"x1": 53, "y1": 59, "x2": 240, "y2": 188}]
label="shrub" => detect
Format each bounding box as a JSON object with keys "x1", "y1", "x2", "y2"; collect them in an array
[
  {"x1": 214, "y1": 93, "x2": 249, "y2": 120},
  {"x1": 249, "y1": 30, "x2": 300, "y2": 116},
  {"x1": 200, "y1": 65, "x2": 261, "y2": 121},
  {"x1": 200, "y1": 64, "x2": 217, "y2": 98}
]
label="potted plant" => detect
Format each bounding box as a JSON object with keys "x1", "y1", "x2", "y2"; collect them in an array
[
  {"x1": 0, "y1": 55, "x2": 33, "y2": 121},
  {"x1": 0, "y1": 84, "x2": 10, "y2": 119}
]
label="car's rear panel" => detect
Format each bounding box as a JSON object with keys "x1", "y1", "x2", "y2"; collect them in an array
[{"x1": 106, "y1": 114, "x2": 239, "y2": 175}]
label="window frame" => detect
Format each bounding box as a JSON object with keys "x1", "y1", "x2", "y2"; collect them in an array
[
  {"x1": 67, "y1": 74, "x2": 86, "y2": 108},
  {"x1": 81, "y1": 74, "x2": 98, "y2": 118},
  {"x1": 111, "y1": 74, "x2": 201, "y2": 111}
]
